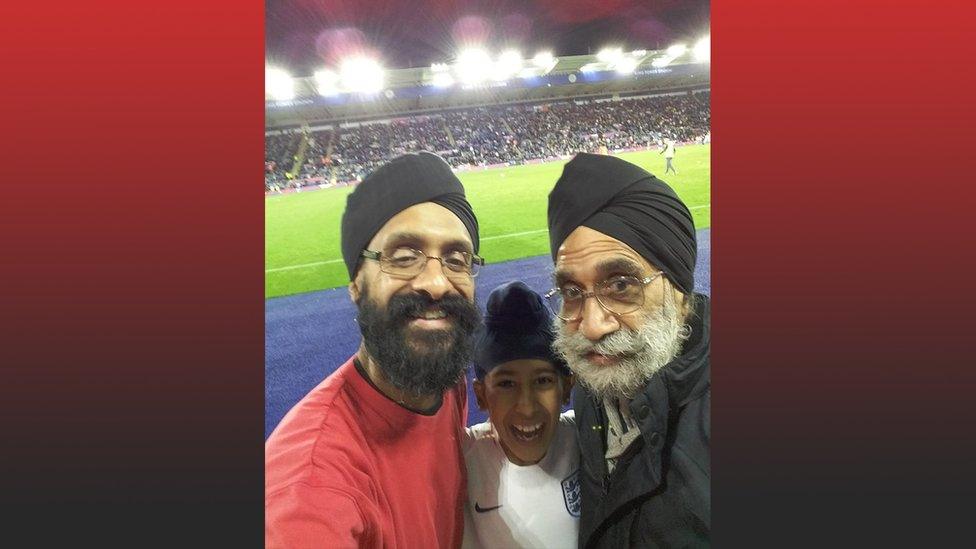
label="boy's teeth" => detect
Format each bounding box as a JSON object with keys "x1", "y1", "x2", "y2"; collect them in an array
[{"x1": 511, "y1": 422, "x2": 544, "y2": 441}]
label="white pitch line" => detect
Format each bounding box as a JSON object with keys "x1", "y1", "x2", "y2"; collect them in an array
[
  {"x1": 266, "y1": 203, "x2": 711, "y2": 273},
  {"x1": 266, "y1": 258, "x2": 344, "y2": 273},
  {"x1": 482, "y1": 228, "x2": 548, "y2": 241}
]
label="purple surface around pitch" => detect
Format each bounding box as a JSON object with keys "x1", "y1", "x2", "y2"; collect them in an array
[{"x1": 266, "y1": 228, "x2": 710, "y2": 439}]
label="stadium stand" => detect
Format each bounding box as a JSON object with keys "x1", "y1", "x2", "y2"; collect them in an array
[
  {"x1": 265, "y1": 90, "x2": 710, "y2": 191},
  {"x1": 264, "y1": 130, "x2": 303, "y2": 189}
]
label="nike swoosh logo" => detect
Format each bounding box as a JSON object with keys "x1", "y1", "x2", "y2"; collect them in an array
[{"x1": 474, "y1": 503, "x2": 503, "y2": 513}]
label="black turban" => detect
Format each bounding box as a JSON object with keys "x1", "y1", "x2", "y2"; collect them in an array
[
  {"x1": 472, "y1": 281, "x2": 570, "y2": 380},
  {"x1": 340, "y1": 151, "x2": 479, "y2": 280},
  {"x1": 547, "y1": 153, "x2": 696, "y2": 294}
]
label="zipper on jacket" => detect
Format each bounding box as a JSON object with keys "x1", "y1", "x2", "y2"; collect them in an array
[{"x1": 602, "y1": 436, "x2": 644, "y2": 496}]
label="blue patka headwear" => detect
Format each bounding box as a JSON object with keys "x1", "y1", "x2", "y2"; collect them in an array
[{"x1": 472, "y1": 281, "x2": 570, "y2": 380}]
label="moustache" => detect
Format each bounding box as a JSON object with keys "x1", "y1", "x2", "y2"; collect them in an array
[
  {"x1": 380, "y1": 292, "x2": 480, "y2": 332},
  {"x1": 562, "y1": 329, "x2": 642, "y2": 359}
]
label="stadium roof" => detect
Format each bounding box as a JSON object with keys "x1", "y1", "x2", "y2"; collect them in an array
[{"x1": 266, "y1": 48, "x2": 709, "y2": 128}]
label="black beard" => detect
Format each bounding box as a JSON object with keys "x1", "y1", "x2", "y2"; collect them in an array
[{"x1": 356, "y1": 288, "x2": 481, "y2": 397}]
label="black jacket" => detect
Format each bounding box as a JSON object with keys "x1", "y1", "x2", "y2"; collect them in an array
[{"x1": 574, "y1": 295, "x2": 710, "y2": 548}]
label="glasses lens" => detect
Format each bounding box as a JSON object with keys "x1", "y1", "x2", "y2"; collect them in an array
[
  {"x1": 441, "y1": 250, "x2": 472, "y2": 274},
  {"x1": 547, "y1": 287, "x2": 582, "y2": 321},
  {"x1": 596, "y1": 275, "x2": 645, "y2": 315},
  {"x1": 382, "y1": 247, "x2": 424, "y2": 277}
]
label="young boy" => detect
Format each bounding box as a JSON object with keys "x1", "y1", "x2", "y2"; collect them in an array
[{"x1": 463, "y1": 281, "x2": 579, "y2": 549}]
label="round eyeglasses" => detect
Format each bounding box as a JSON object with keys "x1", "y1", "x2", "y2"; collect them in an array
[
  {"x1": 361, "y1": 247, "x2": 484, "y2": 280},
  {"x1": 543, "y1": 272, "x2": 665, "y2": 321}
]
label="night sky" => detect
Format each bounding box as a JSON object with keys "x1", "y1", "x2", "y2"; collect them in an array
[{"x1": 267, "y1": 0, "x2": 710, "y2": 75}]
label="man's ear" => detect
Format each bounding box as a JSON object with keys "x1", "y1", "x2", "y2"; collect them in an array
[
  {"x1": 473, "y1": 379, "x2": 488, "y2": 410},
  {"x1": 348, "y1": 277, "x2": 361, "y2": 304},
  {"x1": 679, "y1": 291, "x2": 693, "y2": 322}
]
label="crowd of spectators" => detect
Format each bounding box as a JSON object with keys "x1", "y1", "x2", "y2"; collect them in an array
[
  {"x1": 265, "y1": 130, "x2": 304, "y2": 190},
  {"x1": 266, "y1": 91, "x2": 710, "y2": 192}
]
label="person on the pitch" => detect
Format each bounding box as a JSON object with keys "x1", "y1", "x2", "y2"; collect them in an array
[
  {"x1": 659, "y1": 137, "x2": 678, "y2": 175},
  {"x1": 265, "y1": 152, "x2": 483, "y2": 548},
  {"x1": 547, "y1": 153, "x2": 709, "y2": 547},
  {"x1": 462, "y1": 281, "x2": 579, "y2": 549}
]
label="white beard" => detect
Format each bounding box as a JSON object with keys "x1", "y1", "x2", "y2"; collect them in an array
[{"x1": 553, "y1": 292, "x2": 688, "y2": 401}]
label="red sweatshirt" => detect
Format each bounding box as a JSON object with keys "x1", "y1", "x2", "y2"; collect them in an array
[{"x1": 266, "y1": 356, "x2": 468, "y2": 548}]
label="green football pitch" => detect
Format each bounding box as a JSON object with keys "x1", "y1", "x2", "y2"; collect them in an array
[{"x1": 266, "y1": 145, "x2": 710, "y2": 298}]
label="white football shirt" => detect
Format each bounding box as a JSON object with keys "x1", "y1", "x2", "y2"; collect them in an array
[{"x1": 462, "y1": 412, "x2": 580, "y2": 549}]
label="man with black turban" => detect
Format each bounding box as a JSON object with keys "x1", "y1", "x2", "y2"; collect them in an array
[
  {"x1": 546, "y1": 153, "x2": 710, "y2": 547},
  {"x1": 266, "y1": 152, "x2": 484, "y2": 548}
]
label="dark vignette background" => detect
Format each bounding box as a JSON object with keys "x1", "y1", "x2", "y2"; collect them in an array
[{"x1": 2, "y1": 0, "x2": 975, "y2": 546}]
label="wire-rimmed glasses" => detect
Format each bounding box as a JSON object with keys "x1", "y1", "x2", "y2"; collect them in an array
[
  {"x1": 543, "y1": 272, "x2": 664, "y2": 321},
  {"x1": 360, "y1": 247, "x2": 484, "y2": 279}
]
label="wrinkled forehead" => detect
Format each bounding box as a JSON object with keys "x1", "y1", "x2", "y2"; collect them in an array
[
  {"x1": 554, "y1": 225, "x2": 655, "y2": 283},
  {"x1": 367, "y1": 202, "x2": 473, "y2": 252}
]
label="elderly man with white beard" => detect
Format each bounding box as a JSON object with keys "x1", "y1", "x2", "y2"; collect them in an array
[{"x1": 545, "y1": 153, "x2": 709, "y2": 548}]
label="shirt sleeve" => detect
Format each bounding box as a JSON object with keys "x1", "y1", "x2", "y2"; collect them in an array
[{"x1": 266, "y1": 482, "x2": 375, "y2": 549}]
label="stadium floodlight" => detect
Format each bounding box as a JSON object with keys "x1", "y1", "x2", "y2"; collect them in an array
[
  {"x1": 532, "y1": 51, "x2": 554, "y2": 68},
  {"x1": 667, "y1": 44, "x2": 688, "y2": 57},
  {"x1": 339, "y1": 56, "x2": 385, "y2": 94},
  {"x1": 431, "y1": 62, "x2": 451, "y2": 73},
  {"x1": 492, "y1": 49, "x2": 523, "y2": 81},
  {"x1": 265, "y1": 66, "x2": 295, "y2": 101},
  {"x1": 694, "y1": 36, "x2": 710, "y2": 62},
  {"x1": 455, "y1": 48, "x2": 492, "y2": 85},
  {"x1": 432, "y1": 72, "x2": 455, "y2": 88},
  {"x1": 597, "y1": 47, "x2": 624, "y2": 63},
  {"x1": 632, "y1": 49, "x2": 647, "y2": 57},
  {"x1": 615, "y1": 57, "x2": 639, "y2": 74},
  {"x1": 498, "y1": 50, "x2": 523, "y2": 72},
  {"x1": 314, "y1": 68, "x2": 340, "y2": 97}
]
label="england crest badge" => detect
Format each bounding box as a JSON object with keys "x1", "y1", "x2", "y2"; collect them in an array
[{"x1": 561, "y1": 469, "x2": 581, "y2": 518}]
